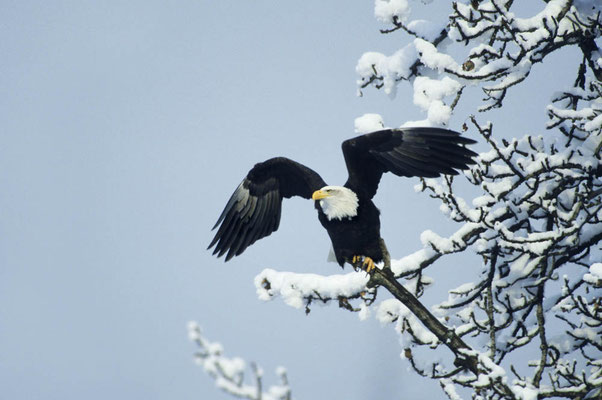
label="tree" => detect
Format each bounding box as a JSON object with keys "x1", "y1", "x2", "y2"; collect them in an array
[{"x1": 191, "y1": 1, "x2": 602, "y2": 399}]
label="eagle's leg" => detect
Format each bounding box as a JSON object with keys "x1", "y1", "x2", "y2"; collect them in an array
[{"x1": 351, "y1": 255, "x2": 376, "y2": 273}]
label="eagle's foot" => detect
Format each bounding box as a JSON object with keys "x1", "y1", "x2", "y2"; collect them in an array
[{"x1": 351, "y1": 255, "x2": 376, "y2": 273}]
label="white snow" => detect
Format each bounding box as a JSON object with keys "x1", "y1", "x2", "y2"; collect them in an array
[
  {"x1": 356, "y1": 44, "x2": 418, "y2": 96},
  {"x1": 218, "y1": 356, "x2": 246, "y2": 378},
  {"x1": 573, "y1": 328, "x2": 602, "y2": 346},
  {"x1": 374, "y1": 0, "x2": 410, "y2": 24},
  {"x1": 376, "y1": 298, "x2": 405, "y2": 324},
  {"x1": 188, "y1": 323, "x2": 292, "y2": 400},
  {"x1": 377, "y1": 298, "x2": 440, "y2": 347},
  {"x1": 513, "y1": 386, "x2": 540, "y2": 400},
  {"x1": 440, "y1": 378, "x2": 464, "y2": 400},
  {"x1": 414, "y1": 38, "x2": 457, "y2": 72},
  {"x1": 584, "y1": 263, "x2": 602, "y2": 285},
  {"x1": 390, "y1": 247, "x2": 438, "y2": 275},
  {"x1": 354, "y1": 113, "x2": 385, "y2": 133},
  {"x1": 255, "y1": 269, "x2": 369, "y2": 309},
  {"x1": 449, "y1": 282, "x2": 477, "y2": 295},
  {"x1": 358, "y1": 301, "x2": 371, "y2": 321},
  {"x1": 412, "y1": 76, "x2": 461, "y2": 126}
]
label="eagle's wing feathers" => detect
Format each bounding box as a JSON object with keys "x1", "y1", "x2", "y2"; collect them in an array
[
  {"x1": 342, "y1": 127, "x2": 477, "y2": 198},
  {"x1": 209, "y1": 157, "x2": 326, "y2": 261}
]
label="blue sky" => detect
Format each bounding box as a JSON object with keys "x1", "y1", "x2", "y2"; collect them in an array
[{"x1": 1, "y1": 1, "x2": 577, "y2": 399}]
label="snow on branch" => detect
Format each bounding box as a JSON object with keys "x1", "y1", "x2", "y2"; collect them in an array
[
  {"x1": 188, "y1": 322, "x2": 293, "y2": 400},
  {"x1": 357, "y1": 0, "x2": 602, "y2": 119},
  {"x1": 343, "y1": 1, "x2": 602, "y2": 398},
  {"x1": 415, "y1": 114, "x2": 602, "y2": 398},
  {"x1": 255, "y1": 268, "x2": 373, "y2": 315}
]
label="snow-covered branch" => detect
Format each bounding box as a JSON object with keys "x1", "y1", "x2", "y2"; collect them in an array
[
  {"x1": 188, "y1": 322, "x2": 293, "y2": 400},
  {"x1": 255, "y1": 269, "x2": 373, "y2": 314},
  {"x1": 358, "y1": 0, "x2": 602, "y2": 119}
]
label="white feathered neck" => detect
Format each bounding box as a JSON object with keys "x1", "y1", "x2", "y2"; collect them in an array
[{"x1": 318, "y1": 186, "x2": 359, "y2": 221}]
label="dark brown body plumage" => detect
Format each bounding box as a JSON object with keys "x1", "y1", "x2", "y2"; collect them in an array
[{"x1": 316, "y1": 194, "x2": 382, "y2": 266}]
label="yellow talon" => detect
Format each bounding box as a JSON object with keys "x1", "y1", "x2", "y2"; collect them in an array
[
  {"x1": 363, "y1": 257, "x2": 376, "y2": 273},
  {"x1": 351, "y1": 255, "x2": 376, "y2": 273}
]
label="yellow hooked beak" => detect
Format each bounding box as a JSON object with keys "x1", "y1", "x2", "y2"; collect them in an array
[{"x1": 312, "y1": 190, "x2": 330, "y2": 201}]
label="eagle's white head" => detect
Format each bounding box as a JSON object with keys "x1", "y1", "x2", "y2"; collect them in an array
[{"x1": 312, "y1": 186, "x2": 359, "y2": 221}]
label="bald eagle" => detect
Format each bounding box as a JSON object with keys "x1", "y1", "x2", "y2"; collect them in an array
[{"x1": 208, "y1": 127, "x2": 476, "y2": 271}]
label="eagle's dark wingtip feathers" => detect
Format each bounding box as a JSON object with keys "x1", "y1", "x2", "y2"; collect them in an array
[
  {"x1": 383, "y1": 129, "x2": 476, "y2": 177},
  {"x1": 208, "y1": 157, "x2": 326, "y2": 261},
  {"x1": 342, "y1": 127, "x2": 477, "y2": 198}
]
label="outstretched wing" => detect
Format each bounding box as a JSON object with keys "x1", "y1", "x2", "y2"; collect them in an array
[
  {"x1": 208, "y1": 157, "x2": 327, "y2": 261},
  {"x1": 342, "y1": 127, "x2": 477, "y2": 199}
]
